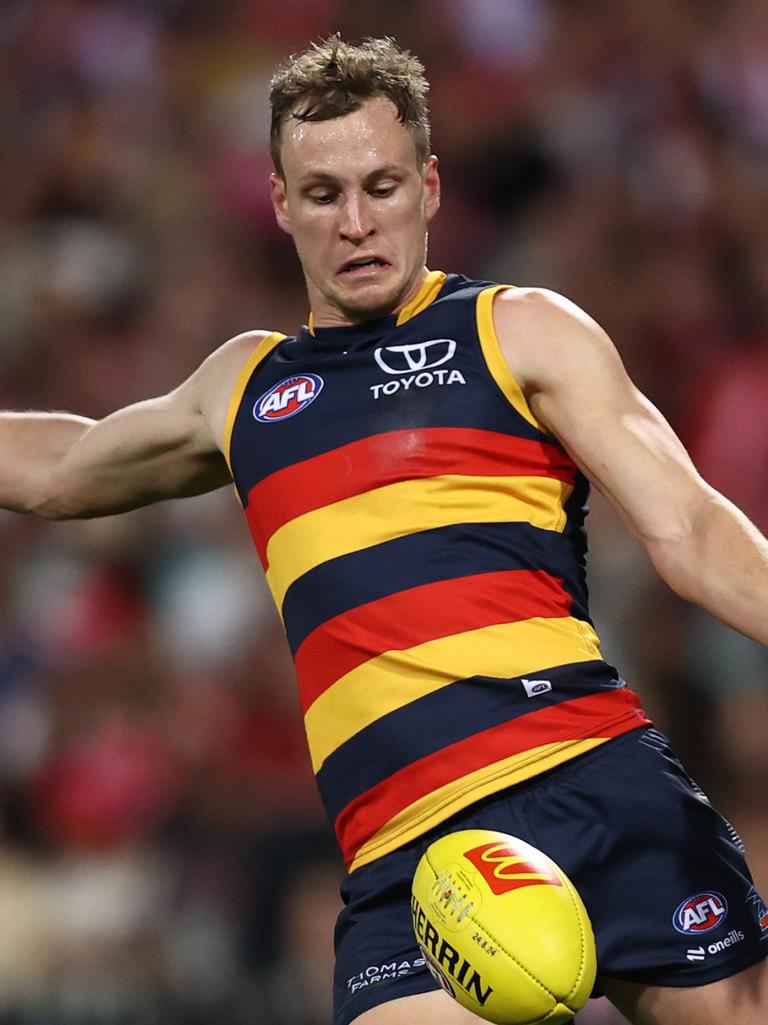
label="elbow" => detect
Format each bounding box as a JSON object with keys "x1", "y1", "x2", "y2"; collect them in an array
[
  {"x1": 27, "y1": 474, "x2": 85, "y2": 520},
  {"x1": 645, "y1": 534, "x2": 698, "y2": 603},
  {"x1": 642, "y1": 489, "x2": 722, "y2": 601},
  {"x1": 35, "y1": 504, "x2": 81, "y2": 521},
  {"x1": 28, "y1": 496, "x2": 78, "y2": 521}
]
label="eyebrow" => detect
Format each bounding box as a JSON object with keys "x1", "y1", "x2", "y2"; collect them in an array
[{"x1": 298, "y1": 165, "x2": 406, "y2": 188}]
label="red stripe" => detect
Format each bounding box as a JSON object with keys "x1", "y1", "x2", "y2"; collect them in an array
[
  {"x1": 244, "y1": 428, "x2": 576, "y2": 563},
  {"x1": 335, "y1": 689, "x2": 650, "y2": 866},
  {"x1": 295, "y1": 569, "x2": 571, "y2": 712}
]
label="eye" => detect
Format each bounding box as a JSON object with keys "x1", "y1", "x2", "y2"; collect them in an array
[
  {"x1": 306, "y1": 188, "x2": 337, "y2": 205},
  {"x1": 369, "y1": 183, "x2": 396, "y2": 198}
]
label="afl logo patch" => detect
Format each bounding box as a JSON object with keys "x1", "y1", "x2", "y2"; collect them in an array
[
  {"x1": 673, "y1": 892, "x2": 728, "y2": 934},
  {"x1": 253, "y1": 374, "x2": 323, "y2": 423}
]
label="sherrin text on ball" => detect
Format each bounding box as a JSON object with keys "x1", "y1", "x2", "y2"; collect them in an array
[{"x1": 411, "y1": 829, "x2": 597, "y2": 1025}]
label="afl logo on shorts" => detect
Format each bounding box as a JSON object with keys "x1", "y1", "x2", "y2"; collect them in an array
[
  {"x1": 673, "y1": 891, "x2": 728, "y2": 934},
  {"x1": 253, "y1": 374, "x2": 323, "y2": 423}
]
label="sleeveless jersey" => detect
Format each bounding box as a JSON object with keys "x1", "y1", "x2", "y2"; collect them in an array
[{"x1": 226, "y1": 271, "x2": 651, "y2": 871}]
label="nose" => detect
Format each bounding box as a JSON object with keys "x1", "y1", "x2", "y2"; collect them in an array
[{"x1": 339, "y1": 192, "x2": 375, "y2": 242}]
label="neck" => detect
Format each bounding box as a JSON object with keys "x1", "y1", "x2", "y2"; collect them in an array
[{"x1": 308, "y1": 266, "x2": 430, "y2": 331}]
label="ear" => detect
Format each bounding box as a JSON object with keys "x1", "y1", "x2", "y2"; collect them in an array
[
  {"x1": 270, "y1": 173, "x2": 292, "y2": 235},
  {"x1": 423, "y1": 155, "x2": 441, "y2": 223}
]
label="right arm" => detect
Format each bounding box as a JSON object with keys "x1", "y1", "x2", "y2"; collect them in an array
[{"x1": 1, "y1": 331, "x2": 269, "y2": 519}]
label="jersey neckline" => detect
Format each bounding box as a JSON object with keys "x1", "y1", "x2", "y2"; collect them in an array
[{"x1": 304, "y1": 270, "x2": 448, "y2": 349}]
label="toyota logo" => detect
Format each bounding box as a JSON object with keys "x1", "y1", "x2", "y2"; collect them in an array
[{"x1": 374, "y1": 338, "x2": 457, "y2": 375}]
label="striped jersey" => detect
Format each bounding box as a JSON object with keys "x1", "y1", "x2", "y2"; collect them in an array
[{"x1": 225, "y1": 270, "x2": 650, "y2": 870}]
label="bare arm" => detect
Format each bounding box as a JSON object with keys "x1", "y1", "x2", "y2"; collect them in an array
[
  {"x1": 1, "y1": 331, "x2": 268, "y2": 519},
  {"x1": 494, "y1": 288, "x2": 768, "y2": 646}
]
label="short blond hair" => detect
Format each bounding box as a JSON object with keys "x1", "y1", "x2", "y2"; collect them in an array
[{"x1": 269, "y1": 35, "x2": 431, "y2": 176}]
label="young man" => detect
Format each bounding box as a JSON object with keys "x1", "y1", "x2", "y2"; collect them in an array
[{"x1": 3, "y1": 35, "x2": 768, "y2": 1025}]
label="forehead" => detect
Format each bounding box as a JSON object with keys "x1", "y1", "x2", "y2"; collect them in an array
[{"x1": 279, "y1": 96, "x2": 419, "y2": 182}]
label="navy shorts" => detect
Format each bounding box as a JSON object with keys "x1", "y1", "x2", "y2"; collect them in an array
[{"x1": 333, "y1": 726, "x2": 768, "y2": 1025}]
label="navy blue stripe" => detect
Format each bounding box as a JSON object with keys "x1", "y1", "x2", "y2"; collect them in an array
[
  {"x1": 562, "y1": 472, "x2": 590, "y2": 568},
  {"x1": 232, "y1": 361, "x2": 548, "y2": 487},
  {"x1": 316, "y1": 661, "x2": 623, "y2": 823},
  {"x1": 283, "y1": 521, "x2": 591, "y2": 654},
  {"x1": 230, "y1": 278, "x2": 552, "y2": 491}
]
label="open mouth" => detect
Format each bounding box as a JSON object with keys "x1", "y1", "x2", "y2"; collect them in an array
[{"x1": 338, "y1": 257, "x2": 390, "y2": 277}]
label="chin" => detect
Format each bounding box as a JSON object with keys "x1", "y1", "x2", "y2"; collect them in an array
[
  {"x1": 334, "y1": 280, "x2": 409, "y2": 324},
  {"x1": 340, "y1": 298, "x2": 397, "y2": 322}
]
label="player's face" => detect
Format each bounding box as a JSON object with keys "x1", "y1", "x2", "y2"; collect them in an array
[{"x1": 270, "y1": 96, "x2": 440, "y2": 327}]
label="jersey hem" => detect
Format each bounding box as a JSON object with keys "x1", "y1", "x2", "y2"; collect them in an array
[{"x1": 346, "y1": 706, "x2": 649, "y2": 871}]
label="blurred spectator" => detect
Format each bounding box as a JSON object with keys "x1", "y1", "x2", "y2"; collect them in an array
[{"x1": 0, "y1": 2, "x2": 766, "y2": 1023}]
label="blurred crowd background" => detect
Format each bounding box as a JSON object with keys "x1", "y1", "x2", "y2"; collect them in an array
[{"x1": 0, "y1": 1, "x2": 767, "y2": 1022}]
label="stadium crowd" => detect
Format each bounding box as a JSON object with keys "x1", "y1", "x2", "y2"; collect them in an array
[{"x1": 0, "y1": 1, "x2": 766, "y2": 1022}]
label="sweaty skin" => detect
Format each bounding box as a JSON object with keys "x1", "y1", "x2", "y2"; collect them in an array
[
  {"x1": 0, "y1": 96, "x2": 766, "y2": 1025},
  {"x1": 3, "y1": 99, "x2": 767, "y2": 643},
  {"x1": 270, "y1": 96, "x2": 440, "y2": 327},
  {"x1": 0, "y1": 330, "x2": 264, "y2": 519}
]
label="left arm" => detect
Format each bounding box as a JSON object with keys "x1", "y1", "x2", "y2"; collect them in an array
[{"x1": 493, "y1": 287, "x2": 768, "y2": 646}]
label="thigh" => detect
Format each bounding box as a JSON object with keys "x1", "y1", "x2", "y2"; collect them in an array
[
  {"x1": 334, "y1": 727, "x2": 768, "y2": 1023},
  {"x1": 333, "y1": 771, "x2": 541, "y2": 1025},
  {"x1": 602, "y1": 956, "x2": 768, "y2": 1025},
  {"x1": 333, "y1": 844, "x2": 438, "y2": 1025},
  {"x1": 526, "y1": 727, "x2": 768, "y2": 991},
  {"x1": 351, "y1": 991, "x2": 483, "y2": 1024}
]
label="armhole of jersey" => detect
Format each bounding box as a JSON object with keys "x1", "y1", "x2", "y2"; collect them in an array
[
  {"x1": 476, "y1": 285, "x2": 548, "y2": 433},
  {"x1": 223, "y1": 331, "x2": 286, "y2": 472}
]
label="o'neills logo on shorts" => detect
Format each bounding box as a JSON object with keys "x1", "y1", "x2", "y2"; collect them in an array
[
  {"x1": 463, "y1": 841, "x2": 563, "y2": 896},
  {"x1": 253, "y1": 373, "x2": 323, "y2": 422}
]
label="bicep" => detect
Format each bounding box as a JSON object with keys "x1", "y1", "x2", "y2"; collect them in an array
[
  {"x1": 498, "y1": 290, "x2": 711, "y2": 546},
  {"x1": 36, "y1": 329, "x2": 269, "y2": 519},
  {"x1": 49, "y1": 390, "x2": 230, "y2": 518},
  {"x1": 536, "y1": 379, "x2": 707, "y2": 544}
]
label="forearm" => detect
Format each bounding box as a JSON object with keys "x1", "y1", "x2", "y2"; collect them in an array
[
  {"x1": 0, "y1": 400, "x2": 229, "y2": 520},
  {"x1": 46, "y1": 398, "x2": 232, "y2": 518},
  {"x1": 647, "y1": 490, "x2": 768, "y2": 646},
  {"x1": 0, "y1": 412, "x2": 95, "y2": 515}
]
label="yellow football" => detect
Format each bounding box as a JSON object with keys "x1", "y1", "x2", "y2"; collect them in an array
[{"x1": 411, "y1": 829, "x2": 597, "y2": 1024}]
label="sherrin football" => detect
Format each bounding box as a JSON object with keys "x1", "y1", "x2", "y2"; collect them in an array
[{"x1": 411, "y1": 830, "x2": 597, "y2": 1025}]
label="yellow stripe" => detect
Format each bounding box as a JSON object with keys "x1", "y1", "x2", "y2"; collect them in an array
[
  {"x1": 349, "y1": 736, "x2": 607, "y2": 870},
  {"x1": 304, "y1": 616, "x2": 602, "y2": 772},
  {"x1": 265, "y1": 473, "x2": 573, "y2": 610},
  {"x1": 223, "y1": 331, "x2": 286, "y2": 472},
  {"x1": 476, "y1": 286, "x2": 548, "y2": 432},
  {"x1": 396, "y1": 269, "x2": 447, "y2": 325},
  {"x1": 308, "y1": 270, "x2": 446, "y2": 335}
]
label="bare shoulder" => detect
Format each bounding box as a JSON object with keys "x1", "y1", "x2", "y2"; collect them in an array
[
  {"x1": 191, "y1": 329, "x2": 277, "y2": 452},
  {"x1": 491, "y1": 286, "x2": 625, "y2": 396},
  {"x1": 199, "y1": 329, "x2": 276, "y2": 380}
]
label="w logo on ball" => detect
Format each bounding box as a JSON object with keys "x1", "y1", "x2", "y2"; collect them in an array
[{"x1": 463, "y1": 841, "x2": 564, "y2": 896}]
